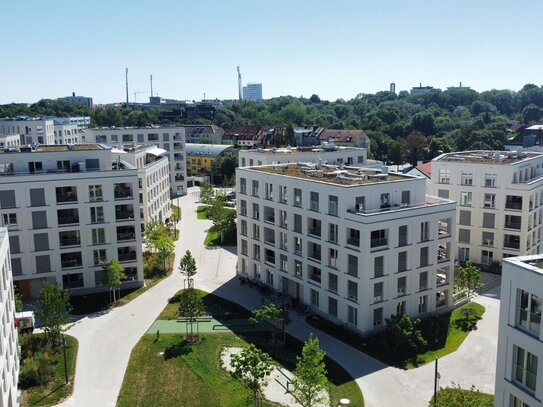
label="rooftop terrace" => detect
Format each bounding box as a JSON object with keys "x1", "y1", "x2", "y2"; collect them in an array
[
  {"x1": 436, "y1": 150, "x2": 542, "y2": 164},
  {"x1": 242, "y1": 144, "x2": 363, "y2": 155},
  {"x1": 1, "y1": 144, "x2": 104, "y2": 154},
  {"x1": 251, "y1": 163, "x2": 409, "y2": 185}
]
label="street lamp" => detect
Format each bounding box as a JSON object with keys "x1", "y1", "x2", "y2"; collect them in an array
[{"x1": 433, "y1": 358, "x2": 440, "y2": 406}]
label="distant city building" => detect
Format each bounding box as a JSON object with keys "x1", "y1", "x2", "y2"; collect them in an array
[
  {"x1": 242, "y1": 83, "x2": 263, "y2": 102},
  {"x1": 148, "y1": 98, "x2": 216, "y2": 121},
  {"x1": 83, "y1": 126, "x2": 187, "y2": 196},
  {"x1": 294, "y1": 126, "x2": 324, "y2": 146},
  {"x1": 390, "y1": 82, "x2": 396, "y2": 93},
  {"x1": 236, "y1": 163, "x2": 456, "y2": 334},
  {"x1": 53, "y1": 123, "x2": 80, "y2": 144},
  {"x1": 59, "y1": 92, "x2": 94, "y2": 108},
  {"x1": 238, "y1": 144, "x2": 368, "y2": 168},
  {"x1": 50, "y1": 116, "x2": 91, "y2": 131},
  {"x1": 431, "y1": 150, "x2": 543, "y2": 265},
  {"x1": 446, "y1": 82, "x2": 471, "y2": 92},
  {"x1": 0, "y1": 227, "x2": 19, "y2": 407},
  {"x1": 185, "y1": 143, "x2": 234, "y2": 180},
  {"x1": 0, "y1": 144, "x2": 145, "y2": 298},
  {"x1": 0, "y1": 134, "x2": 23, "y2": 149},
  {"x1": 223, "y1": 125, "x2": 288, "y2": 148},
  {"x1": 182, "y1": 125, "x2": 225, "y2": 144},
  {"x1": 506, "y1": 124, "x2": 543, "y2": 151},
  {"x1": 410, "y1": 83, "x2": 434, "y2": 95},
  {"x1": 495, "y1": 255, "x2": 543, "y2": 407},
  {"x1": 319, "y1": 129, "x2": 370, "y2": 151},
  {"x1": 0, "y1": 117, "x2": 55, "y2": 145}
]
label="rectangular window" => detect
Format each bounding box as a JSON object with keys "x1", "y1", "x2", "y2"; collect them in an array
[
  {"x1": 397, "y1": 276, "x2": 406, "y2": 296},
  {"x1": 348, "y1": 255, "x2": 358, "y2": 277},
  {"x1": 240, "y1": 200, "x2": 247, "y2": 216},
  {"x1": 459, "y1": 210, "x2": 471, "y2": 226},
  {"x1": 56, "y1": 186, "x2": 78, "y2": 203},
  {"x1": 2, "y1": 213, "x2": 17, "y2": 228},
  {"x1": 30, "y1": 188, "x2": 45, "y2": 207},
  {"x1": 265, "y1": 182, "x2": 273, "y2": 200},
  {"x1": 398, "y1": 225, "x2": 408, "y2": 246},
  {"x1": 329, "y1": 248, "x2": 338, "y2": 268},
  {"x1": 294, "y1": 237, "x2": 302, "y2": 255},
  {"x1": 460, "y1": 191, "x2": 473, "y2": 206},
  {"x1": 438, "y1": 189, "x2": 449, "y2": 199},
  {"x1": 35, "y1": 255, "x2": 51, "y2": 273},
  {"x1": 308, "y1": 265, "x2": 321, "y2": 283},
  {"x1": 373, "y1": 282, "x2": 384, "y2": 302},
  {"x1": 294, "y1": 214, "x2": 302, "y2": 233},
  {"x1": 485, "y1": 173, "x2": 497, "y2": 187},
  {"x1": 458, "y1": 229, "x2": 471, "y2": 244},
  {"x1": 279, "y1": 254, "x2": 288, "y2": 272},
  {"x1": 328, "y1": 273, "x2": 338, "y2": 293},
  {"x1": 252, "y1": 180, "x2": 259, "y2": 197},
  {"x1": 33, "y1": 233, "x2": 49, "y2": 251},
  {"x1": 482, "y1": 212, "x2": 495, "y2": 228},
  {"x1": 419, "y1": 271, "x2": 428, "y2": 291},
  {"x1": 349, "y1": 305, "x2": 358, "y2": 326},
  {"x1": 517, "y1": 289, "x2": 542, "y2": 336},
  {"x1": 372, "y1": 307, "x2": 382, "y2": 327},
  {"x1": 420, "y1": 221, "x2": 429, "y2": 241},
  {"x1": 240, "y1": 178, "x2": 247, "y2": 194},
  {"x1": 89, "y1": 185, "x2": 103, "y2": 201},
  {"x1": 310, "y1": 289, "x2": 319, "y2": 307},
  {"x1": 512, "y1": 345, "x2": 538, "y2": 392},
  {"x1": 380, "y1": 193, "x2": 390, "y2": 208},
  {"x1": 90, "y1": 207, "x2": 104, "y2": 223},
  {"x1": 438, "y1": 169, "x2": 450, "y2": 184},
  {"x1": 294, "y1": 188, "x2": 302, "y2": 207},
  {"x1": 310, "y1": 192, "x2": 319, "y2": 211},
  {"x1": 420, "y1": 247, "x2": 429, "y2": 267},
  {"x1": 347, "y1": 280, "x2": 358, "y2": 301},
  {"x1": 9, "y1": 235, "x2": 20, "y2": 254},
  {"x1": 482, "y1": 250, "x2": 493, "y2": 265},
  {"x1": 328, "y1": 195, "x2": 338, "y2": 216},
  {"x1": 92, "y1": 228, "x2": 106, "y2": 245},
  {"x1": 398, "y1": 251, "x2": 407, "y2": 272},
  {"x1": 252, "y1": 203, "x2": 260, "y2": 220},
  {"x1": 482, "y1": 231, "x2": 494, "y2": 247},
  {"x1": 401, "y1": 190, "x2": 410, "y2": 205},
  {"x1": 461, "y1": 171, "x2": 473, "y2": 185},
  {"x1": 279, "y1": 185, "x2": 287, "y2": 203},
  {"x1": 370, "y1": 229, "x2": 387, "y2": 248},
  {"x1": 374, "y1": 256, "x2": 384, "y2": 278},
  {"x1": 294, "y1": 260, "x2": 302, "y2": 278},
  {"x1": 328, "y1": 297, "x2": 338, "y2": 317},
  {"x1": 329, "y1": 223, "x2": 338, "y2": 243},
  {"x1": 484, "y1": 193, "x2": 496, "y2": 208},
  {"x1": 0, "y1": 190, "x2": 16, "y2": 209},
  {"x1": 418, "y1": 295, "x2": 428, "y2": 313},
  {"x1": 32, "y1": 210, "x2": 48, "y2": 229},
  {"x1": 93, "y1": 249, "x2": 107, "y2": 266}
]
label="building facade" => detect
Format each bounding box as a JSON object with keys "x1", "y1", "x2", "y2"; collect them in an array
[
  {"x1": 431, "y1": 151, "x2": 543, "y2": 265},
  {"x1": 186, "y1": 143, "x2": 234, "y2": 179},
  {"x1": 0, "y1": 228, "x2": 19, "y2": 407},
  {"x1": 83, "y1": 126, "x2": 187, "y2": 196},
  {"x1": 59, "y1": 93, "x2": 94, "y2": 108},
  {"x1": 242, "y1": 83, "x2": 263, "y2": 101},
  {"x1": 0, "y1": 117, "x2": 55, "y2": 145},
  {"x1": 237, "y1": 163, "x2": 455, "y2": 335},
  {"x1": 239, "y1": 145, "x2": 368, "y2": 168},
  {"x1": 319, "y1": 129, "x2": 371, "y2": 150},
  {"x1": 182, "y1": 125, "x2": 224, "y2": 144},
  {"x1": 495, "y1": 255, "x2": 543, "y2": 407},
  {"x1": 0, "y1": 145, "x2": 144, "y2": 298},
  {"x1": 54, "y1": 123, "x2": 80, "y2": 144}
]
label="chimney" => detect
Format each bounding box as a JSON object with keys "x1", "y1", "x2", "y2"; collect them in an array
[{"x1": 72, "y1": 92, "x2": 75, "y2": 97}]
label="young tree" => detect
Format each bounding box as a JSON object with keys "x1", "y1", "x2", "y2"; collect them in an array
[
  {"x1": 144, "y1": 220, "x2": 174, "y2": 274},
  {"x1": 384, "y1": 313, "x2": 427, "y2": 358},
  {"x1": 250, "y1": 303, "x2": 290, "y2": 343},
  {"x1": 155, "y1": 233, "x2": 174, "y2": 275},
  {"x1": 143, "y1": 220, "x2": 165, "y2": 252},
  {"x1": 292, "y1": 334, "x2": 328, "y2": 407},
  {"x1": 179, "y1": 250, "x2": 197, "y2": 289},
  {"x1": 231, "y1": 344, "x2": 274, "y2": 406},
  {"x1": 459, "y1": 261, "x2": 484, "y2": 301},
  {"x1": 199, "y1": 182, "x2": 214, "y2": 204},
  {"x1": 177, "y1": 289, "x2": 205, "y2": 339},
  {"x1": 35, "y1": 282, "x2": 71, "y2": 345},
  {"x1": 14, "y1": 286, "x2": 24, "y2": 313},
  {"x1": 102, "y1": 259, "x2": 126, "y2": 304}
]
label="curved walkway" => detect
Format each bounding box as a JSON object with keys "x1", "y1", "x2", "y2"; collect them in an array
[{"x1": 58, "y1": 188, "x2": 500, "y2": 407}]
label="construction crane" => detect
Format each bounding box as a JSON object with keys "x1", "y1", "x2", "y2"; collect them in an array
[{"x1": 134, "y1": 91, "x2": 150, "y2": 104}]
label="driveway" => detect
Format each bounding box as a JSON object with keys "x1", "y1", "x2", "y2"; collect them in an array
[{"x1": 58, "y1": 187, "x2": 500, "y2": 407}]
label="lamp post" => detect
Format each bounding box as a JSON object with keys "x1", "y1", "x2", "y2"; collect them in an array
[
  {"x1": 433, "y1": 358, "x2": 440, "y2": 406},
  {"x1": 62, "y1": 334, "x2": 68, "y2": 384}
]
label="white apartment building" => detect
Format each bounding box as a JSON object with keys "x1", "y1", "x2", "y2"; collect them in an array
[
  {"x1": 237, "y1": 163, "x2": 456, "y2": 334},
  {"x1": 50, "y1": 116, "x2": 91, "y2": 132},
  {"x1": 495, "y1": 255, "x2": 543, "y2": 407},
  {"x1": 114, "y1": 145, "x2": 172, "y2": 225},
  {"x1": 83, "y1": 127, "x2": 187, "y2": 196},
  {"x1": 0, "y1": 145, "x2": 144, "y2": 298},
  {"x1": 0, "y1": 117, "x2": 55, "y2": 145},
  {"x1": 53, "y1": 123, "x2": 80, "y2": 145},
  {"x1": 239, "y1": 144, "x2": 368, "y2": 168},
  {"x1": 0, "y1": 228, "x2": 19, "y2": 407},
  {"x1": 431, "y1": 151, "x2": 543, "y2": 265},
  {"x1": 0, "y1": 134, "x2": 23, "y2": 149},
  {"x1": 242, "y1": 83, "x2": 263, "y2": 101}
]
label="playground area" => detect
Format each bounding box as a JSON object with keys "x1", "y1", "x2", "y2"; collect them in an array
[{"x1": 147, "y1": 318, "x2": 270, "y2": 335}]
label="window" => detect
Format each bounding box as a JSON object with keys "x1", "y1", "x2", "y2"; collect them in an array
[
  {"x1": 329, "y1": 223, "x2": 338, "y2": 243},
  {"x1": 89, "y1": 185, "x2": 103, "y2": 201},
  {"x1": 373, "y1": 282, "x2": 384, "y2": 302},
  {"x1": 370, "y1": 229, "x2": 387, "y2": 248},
  {"x1": 420, "y1": 247, "x2": 429, "y2": 267},
  {"x1": 240, "y1": 239, "x2": 248, "y2": 255},
  {"x1": 517, "y1": 289, "x2": 541, "y2": 335},
  {"x1": 0, "y1": 190, "x2": 16, "y2": 209},
  {"x1": 459, "y1": 247, "x2": 470, "y2": 262},
  {"x1": 253, "y1": 224, "x2": 260, "y2": 240},
  {"x1": 279, "y1": 210, "x2": 287, "y2": 228},
  {"x1": 264, "y1": 206, "x2": 275, "y2": 223},
  {"x1": 240, "y1": 178, "x2": 247, "y2": 194},
  {"x1": 294, "y1": 214, "x2": 302, "y2": 233},
  {"x1": 328, "y1": 273, "x2": 338, "y2": 293},
  {"x1": 355, "y1": 196, "x2": 365, "y2": 212},
  {"x1": 307, "y1": 242, "x2": 321, "y2": 261},
  {"x1": 458, "y1": 229, "x2": 470, "y2": 244},
  {"x1": 92, "y1": 228, "x2": 106, "y2": 245},
  {"x1": 252, "y1": 203, "x2": 260, "y2": 220},
  {"x1": 512, "y1": 345, "x2": 538, "y2": 392},
  {"x1": 265, "y1": 182, "x2": 273, "y2": 200},
  {"x1": 396, "y1": 301, "x2": 406, "y2": 315},
  {"x1": 420, "y1": 222, "x2": 429, "y2": 241},
  {"x1": 418, "y1": 295, "x2": 428, "y2": 313},
  {"x1": 482, "y1": 212, "x2": 495, "y2": 228},
  {"x1": 438, "y1": 169, "x2": 450, "y2": 184},
  {"x1": 310, "y1": 289, "x2": 319, "y2": 307},
  {"x1": 9, "y1": 235, "x2": 20, "y2": 253},
  {"x1": 328, "y1": 248, "x2": 338, "y2": 268},
  {"x1": 401, "y1": 190, "x2": 410, "y2": 205},
  {"x1": 93, "y1": 249, "x2": 107, "y2": 265},
  {"x1": 57, "y1": 160, "x2": 70, "y2": 172},
  {"x1": 347, "y1": 228, "x2": 360, "y2": 247},
  {"x1": 279, "y1": 185, "x2": 287, "y2": 203},
  {"x1": 328, "y1": 195, "x2": 338, "y2": 216},
  {"x1": 482, "y1": 250, "x2": 493, "y2": 265},
  {"x1": 347, "y1": 280, "x2": 358, "y2": 301},
  {"x1": 56, "y1": 186, "x2": 78, "y2": 203},
  {"x1": 308, "y1": 218, "x2": 321, "y2": 237},
  {"x1": 33, "y1": 210, "x2": 48, "y2": 229},
  {"x1": 482, "y1": 231, "x2": 494, "y2": 247},
  {"x1": 30, "y1": 188, "x2": 45, "y2": 207},
  {"x1": 485, "y1": 173, "x2": 497, "y2": 187},
  {"x1": 380, "y1": 193, "x2": 390, "y2": 208},
  {"x1": 505, "y1": 215, "x2": 522, "y2": 230},
  {"x1": 294, "y1": 188, "x2": 302, "y2": 207},
  {"x1": 279, "y1": 254, "x2": 288, "y2": 272},
  {"x1": 398, "y1": 251, "x2": 407, "y2": 272},
  {"x1": 460, "y1": 191, "x2": 473, "y2": 206},
  {"x1": 438, "y1": 189, "x2": 449, "y2": 199},
  {"x1": 240, "y1": 200, "x2": 247, "y2": 216},
  {"x1": 328, "y1": 297, "x2": 338, "y2": 317},
  {"x1": 459, "y1": 210, "x2": 471, "y2": 226},
  {"x1": 484, "y1": 193, "x2": 496, "y2": 208},
  {"x1": 253, "y1": 244, "x2": 261, "y2": 261},
  {"x1": 34, "y1": 233, "x2": 49, "y2": 251},
  {"x1": 310, "y1": 192, "x2": 319, "y2": 211},
  {"x1": 509, "y1": 395, "x2": 531, "y2": 407},
  {"x1": 349, "y1": 305, "x2": 358, "y2": 326},
  {"x1": 2, "y1": 213, "x2": 17, "y2": 228},
  {"x1": 240, "y1": 220, "x2": 247, "y2": 236},
  {"x1": 36, "y1": 255, "x2": 51, "y2": 273},
  {"x1": 347, "y1": 255, "x2": 358, "y2": 277},
  {"x1": 398, "y1": 225, "x2": 408, "y2": 246},
  {"x1": 372, "y1": 307, "x2": 382, "y2": 327},
  {"x1": 506, "y1": 195, "x2": 523, "y2": 211},
  {"x1": 28, "y1": 161, "x2": 43, "y2": 174},
  {"x1": 294, "y1": 237, "x2": 302, "y2": 255},
  {"x1": 374, "y1": 256, "x2": 384, "y2": 278},
  {"x1": 419, "y1": 271, "x2": 428, "y2": 291},
  {"x1": 397, "y1": 276, "x2": 406, "y2": 296},
  {"x1": 279, "y1": 232, "x2": 287, "y2": 250},
  {"x1": 252, "y1": 180, "x2": 259, "y2": 197},
  {"x1": 461, "y1": 171, "x2": 473, "y2": 185},
  {"x1": 294, "y1": 260, "x2": 302, "y2": 278}
]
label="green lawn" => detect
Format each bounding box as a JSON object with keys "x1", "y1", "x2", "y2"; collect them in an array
[
  {"x1": 20, "y1": 335, "x2": 78, "y2": 407},
  {"x1": 429, "y1": 386, "x2": 494, "y2": 406},
  {"x1": 307, "y1": 302, "x2": 485, "y2": 369},
  {"x1": 197, "y1": 205, "x2": 236, "y2": 220},
  {"x1": 204, "y1": 226, "x2": 236, "y2": 247},
  {"x1": 119, "y1": 291, "x2": 364, "y2": 407}
]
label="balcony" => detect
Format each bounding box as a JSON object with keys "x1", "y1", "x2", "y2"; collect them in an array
[
  {"x1": 56, "y1": 191, "x2": 78, "y2": 204},
  {"x1": 265, "y1": 254, "x2": 275, "y2": 264},
  {"x1": 117, "y1": 226, "x2": 136, "y2": 242},
  {"x1": 436, "y1": 268, "x2": 449, "y2": 286},
  {"x1": 370, "y1": 238, "x2": 387, "y2": 249},
  {"x1": 61, "y1": 254, "x2": 82, "y2": 269},
  {"x1": 60, "y1": 237, "x2": 80, "y2": 247},
  {"x1": 116, "y1": 205, "x2": 135, "y2": 221},
  {"x1": 347, "y1": 237, "x2": 360, "y2": 247},
  {"x1": 118, "y1": 249, "x2": 137, "y2": 262},
  {"x1": 437, "y1": 245, "x2": 450, "y2": 262},
  {"x1": 114, "y1": 184, "x2": 133, "y2": 200},
  {"x1": 308, "y1": 227, "x2": 321, "y2": 237},
  {"x1": 504, "y1": 236, "x2": 521, "y2": 250},
  {"x1": 58, "y1": 209, "x2": 79, "y2": 226}
]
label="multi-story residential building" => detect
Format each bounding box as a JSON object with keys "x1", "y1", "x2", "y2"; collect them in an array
[
  {"x1": 236, "y1": 163, "x2": 456, "y2": 334},
  {"x1": 183, "y1": 125, "x2": 225, "y2": 144},
  {"x1": 115, "y1": 145, "x2": 172, "y2": 225},
  {"x1": 50, "y1": 116, "x2": 91, "y2": 131},
  {"x1": 53, "y1": 123, "x2": 80, "y2": 144},
  {"x1": 242, "y1": 83, "x2": 263, "y2": 101},
  {"x1": 495, "y1": 255, "x2": 543, "y2": 407},
  {"x1": 238, "y1": 144, "x2": 368, "y2": 168},
  {"x1": 319, "y1": 129, "x2": 371, "y2": 151},
  {"x1": 0, "y1": 117, "x2": 55, "y2": 145},
  {"x1": 186, "y1": 143, "x2": 234, "y2": 180},
  {"x1": 0, "y1": 228, "x2": 19, "y2": 407},
  {"x1": 0, "y1": 144, "x2": 144, "y2": 298},
  {"x1": 0, "y1": 134, "x2": 23, "y2": 149},
  {"x1": 410, "y1": 83, "x2": 434, "y2": 95},
  {"x1": 223, "y1": 125, "x2": 288, "y2": 147},
  {"x1": 294, "y1": 126, "x2": 324, "y2": 146},
  {"x1": 83, "y1": 126, "x2": 187, "y2": 196},
  {"x1": 59, "y1": 92, "x2": 94, "y2": 108},
  {"x1": 431, "y1": 151, "x2": 543, "y2": 265}
]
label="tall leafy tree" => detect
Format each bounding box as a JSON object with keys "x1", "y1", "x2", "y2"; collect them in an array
[
  {"x1": 35, "y1": 282, "x2": 72, "y2": 345},
  {"x1": 384, "y1": 313, "x2": 427, "y2": 358},
  {"x1": 250, "y1": 303, "x2": 290, "y2": 343},
  {"x1": 459, "y1": 261, "x2": 484, "y2": 301},
  {"x1": 102, "y1": 259, "x2": 126, "y2": 304},
  {"x1": 404, "y1": 131, "x2": 428, "y2": 167},
  {"x1": 179, "y1": 250, "x2": 197, "y2": 289},
  {"x1": 199, "y1": 182, "x2": 214, "y2": 203},
  {"x1": 231, "y1": 344, "x2": 274, "y2": 405},
  {"x1": 177, "y1": 289, "x2": 205, "y2": 339},
  {"x1": 292, "y1": 334, "x2": 328, "y2": 407},
  {"x1": 144, "y1": 220, "x2": 174, "y2": 274}
]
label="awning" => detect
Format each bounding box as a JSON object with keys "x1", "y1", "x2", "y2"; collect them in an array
[{"x1": 146, "y1": 147, "x2": 167, "y2": 156}]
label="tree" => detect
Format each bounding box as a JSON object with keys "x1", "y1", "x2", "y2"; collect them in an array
[
  {"x1": 155, "y1": 234, "x2": 174, "y2": 275},
  {"x1": 144, "y1": 220, "x2": 174, "y2": 274},
  {"x1": 35, "y1": 282, "x2": 71, "y2": 345},
  {"x1": 250, "y1": 303, "x2": 290, "y2": 343},
  {"x1": 101, "y1": 260, "x2": 126, "y2": 304},
  {"x1": 410, "y1": 111, "x2": 436, "y2": 135},
  {"x1": 209, "y1": 196, "x2": 236, "y2": 244},
  {"x1": 14, "y1": 286, "x2": 23, "y2": 313},
  {"x1": 199, "y1": 182, "x2": 214, "y2": 203},
  {"x1": 179, "y1": 250, "x2": 197, "y2": 289},
  {"x1": 231, "y1": 344, "x2": 274, "y2": 405},
  {"x1": 219, "y1": 154, "x2": 237, "y2": 181},
  {"x1": 177, "y1": 289, "x2": 205, "y2": 339},
  {"x1": 459, "y1": 261, "x2": 484, "y2": 301},
  {"x1": 384, "y1": 313, "x2": 427, "y2": 358},
  {"x1": 292, "y1": 334, "x2": 328, "y2": 407},
  {"x1": 404, "y1": 131, "x2": 428, "y2": 168}
]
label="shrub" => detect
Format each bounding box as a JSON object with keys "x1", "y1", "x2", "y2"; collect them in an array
[{"x1": 19, "y1": 363, "x2": 41, "y2": 388}]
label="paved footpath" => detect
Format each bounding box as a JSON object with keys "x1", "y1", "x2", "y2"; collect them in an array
[{"x1": 58, "y1": 188, "x2": 500, "y2": 407}]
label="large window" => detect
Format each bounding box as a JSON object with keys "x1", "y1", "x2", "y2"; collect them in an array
[
  {"x1": 512, "y1": 345, "x2": 538, "y2": 392},
  {"x1": 517, "y1": 289, "x2": 542, "y2": 336},
  {"x1": 89, "y1": 185, "x2": 103, "y2": 201},
  {"x1": 370, "y1": 229, "x2": 387, "y2": 248},
  {"x1": 438, "y1": 169, "x2": 450, "y2": 184},
  {"x1": 460, "y1": 191, "x2": 473, "y2": 207}
]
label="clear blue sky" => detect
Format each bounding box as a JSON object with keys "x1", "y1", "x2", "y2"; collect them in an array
[{"x1": 1, "y1": 0, "x2": 542, "y2": 104}]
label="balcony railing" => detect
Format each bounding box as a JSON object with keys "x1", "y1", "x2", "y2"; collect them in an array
[
  {"x1": 504, "y1": 241, "x2": 520, "y2": 250},
  {"x1": 504, "y1": 221, "x2": 521, "y2": 230},
  {"x1": 370, "y1": 238, "x2": 387, "y2": 248},
  {"x1": 118, "y1": 252, "x2": 137, "y2": 262},
  {"x1": 56, "y1": 193, "x2": 78, "y2": 203},
  {"x1": 347, "y1": 237, "x2": 360, "y2": 246},
  {"x1": 117, "y1": 232, "x2": 136, "y2": 241},
  {"x1": 265, "y1": 255, "x2": 275, "y2": 264},
  {"x1": 505, "y1": 202, "x2": 522, "y2": 210},
  {"x1": 58, "y1": 216, "x2": 79, "y2": 225},
  {"x1": 60, "y1": 238, "x2": 80, "y2": 247},
  {"x1": 308, "y1": 227, "x2": 321, "y2": 237},
  {"x1": 114, "y1": 188, "x2": 133, "y2": 200},
  {"x1": 61, "y1": 259, "x2": 82, "y2": 268},
  {"x1": 116, "y1": 211, "x2": 135, "y2": 221}
]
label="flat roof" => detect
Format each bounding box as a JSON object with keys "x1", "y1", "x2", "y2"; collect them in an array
[
  {"x1": 249, "y1": 163, "x2": 409, "y2": 185},
  {"x1": 434, "y1": 150, "x2": 542, "y2": 165},
  {"x1": 0, "y1": 144, "x2": 105, "y2": 154},
  {"x1": 241, "y1": 145, "x2": 364, "y2": 155}
]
